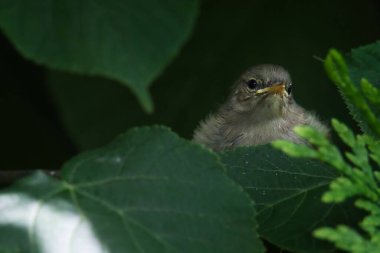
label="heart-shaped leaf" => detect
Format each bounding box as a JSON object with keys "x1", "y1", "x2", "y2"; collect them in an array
[
  {"x1": 0, "y1": 0, "x2": 199, "y2": 112},
  {"x1": 0, "y1": 127, "x2": 264, "y2": 253},
  {"x1": 222, "y1": 145, "x2": 362, "y2": 253}
]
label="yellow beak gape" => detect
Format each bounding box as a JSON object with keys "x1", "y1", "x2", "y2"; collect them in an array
[{"x1": 256, "y1": 83, "x2": 286, "y2": 95}]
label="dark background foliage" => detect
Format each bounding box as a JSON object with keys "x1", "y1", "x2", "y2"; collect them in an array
[{"x1": 1, "y1": 0, "x2": 380, "y2": 171}]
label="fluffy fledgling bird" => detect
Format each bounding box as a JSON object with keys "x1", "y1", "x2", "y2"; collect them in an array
[{"x1": 193, "y1": 64, "x2": 328, "y2": 151}]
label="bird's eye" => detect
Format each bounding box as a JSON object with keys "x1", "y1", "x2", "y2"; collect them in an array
[
  {"x1": 246, "y1": 79, "x2": 258, "y2": 90},
  {"x1": 287, "y1": 84, "x2": 292, "y2": 94}
]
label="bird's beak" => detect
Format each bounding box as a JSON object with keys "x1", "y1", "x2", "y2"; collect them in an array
[{"x1": 256, "y1": 83, "x2": 286, "y2": 95}]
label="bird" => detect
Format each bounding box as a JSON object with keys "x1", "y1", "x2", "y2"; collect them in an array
[{"x1": 193, "y1": 64, "x2": 328, "y2": 151}]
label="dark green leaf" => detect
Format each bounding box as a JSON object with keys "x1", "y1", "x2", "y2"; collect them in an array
[
  {"x1": 331, "y1": 119, "x2": 356, "y2": 148},
  {"x1": 0, "y1": 127, "x2": 264, "y2": 253},
  {"x1": 221, "y1": 145, "x2": 362, "y2": 253},
  {"x1": 0, "y1": 0, "x2": 199, "y2": 111}
]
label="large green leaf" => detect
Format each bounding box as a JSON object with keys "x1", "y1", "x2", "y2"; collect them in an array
[
  {"x1": 46, "y1": 0, "x2": 380, "y2": 150},
  {"x1": 0, "y1": 127, "x2": 264, "y2": 253},
  {"x1": 221, "y1": 145, "x2": 362, "y2": 253},
  {"x1": 0, "y1": 0, "x2": 199, "y2": 112}
]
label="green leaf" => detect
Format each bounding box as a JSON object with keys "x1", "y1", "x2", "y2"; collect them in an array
[
  {"x1": 324, "y1": 48, "x2": 380, "y2": 137},
  {"x1": 364, "y1": 135, "x2": 380, "y2": 167},
  {"x1": 332, "y1": 119, "x2": 356, "y2": 148},
  {"x1": 322, "y1": 177, "x2": 359, "y2": 203},
  {"x1": 355, "y1": 199, "x2": 380, "y2": 214},
  {"x1": 0, "y1": 127, "x2": 264, "y2": 253},
  {"x1": 313, "y1": 226, "x2": 363, "y2": 251},
  {"x1": 293, "y1": 125, "x2": 330, "y2": 146},
  {"x1": 221, "y1": 145, "x2": 362, "y2": 253},
  {"x1": 360, "y1": 78, "x2": 380, "y2": 106},
  {"x1": 325, "y1": 49, "x2": 351, "y2": 85},
  {"x1": 274, "y1": 136, "x2": 350, "y2": 175},
  {"x1": 0, "y1": 0, "x2": 199, "y2": 112},
  {"x1": 328, "y1": 42, "x2": 380, "y2": 136},
  {"x1": 314, "y1": 226, "x2": 379, "y2": 253},
  {"x1": 272, "y1": 140, "x2": 318, "y2": 158}
]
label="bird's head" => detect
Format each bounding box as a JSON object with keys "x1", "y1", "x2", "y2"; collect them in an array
[{"x1": 229, "y1": 64, "x2": 293, "y2": 118}]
